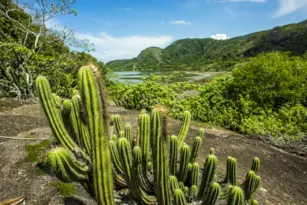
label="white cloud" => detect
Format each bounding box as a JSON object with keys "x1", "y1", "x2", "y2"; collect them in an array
[
  {"x1": 45, "y1": 19, "x2": 61, "y2": 28},
  {"x1": 76, "y1": 32, "x2": 172, "y2": 62},
  {"x1": 170, "y1": 20, "x2": 192, "y2": 25},
  {"x1": 210, "y1": 33, "x2": 229, "y2": 40},
  {"x1": 274, "y1": 0, "x2": 307, "y2": 17}
]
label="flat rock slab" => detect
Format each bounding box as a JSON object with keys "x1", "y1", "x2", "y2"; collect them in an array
[{"x1": 0, "y1": 102, "x2": 306, "y2": 205}]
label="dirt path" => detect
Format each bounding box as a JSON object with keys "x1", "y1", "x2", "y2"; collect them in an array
[{"x1": 0, "y1": 102, "x2": 306, "y2": 205}]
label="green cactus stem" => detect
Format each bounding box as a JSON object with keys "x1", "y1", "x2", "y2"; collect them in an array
[
  {"x1": 178, "y1": 144, "x2": 191, "y2": 182},
  {"x1": 173, "y1": 189, "x2": 187, "y2": 205},
  {"x1": 133, "y1": 146, "x2": 154, "y2": 193},
  {"x1": 250, "y1": 200, "x2": 259, "y2": 205},
  {"x1": 224, "y1": 157, "x2": 237, "y2": 185},
  {"x1": 36, "y1": 76, "x2": 89, "y2": 162},
  {"x1": 114, "y1": 114, "x2": 124, "y2": 136},
  {"x1": 196, "y1": 128, "x2": 205, "y2": 138},
  {"x1": 78, "y1": 66, "x2": 114, "y2": 205},
  {"x1": 170, "y1": 175, "x2": 180, "y2": 193},
  {"x1": 227, "y1": 186, "x2": 244, "y2": 205},
  {"x1": 244, "y1": 171, "x2": 260, "y2": 200},
  {"x1": 124, "y1": 123, "x2": 132, "y2": 143},
  {"x1": 198, "y1": 154, "x2": 218, "y2": 198},
  {"x1": 109, "y1": 140, "x2": 123, "y2": 174},
  {"x1": 117, "y1": 138, "x2": 156, "y2": 205},
  {"x1": 190, "y1": 163, "x2": 199, "y2": 187},
  {"x1": 190, "y1": 185, "x2": 198, "y2": 199},
  {"x1": 170, "y1": 135, "x2": 178, "y2": 175},
  {"x1": 190, "y1": 136, "x2": 202, "y2": 163},
  {"x1": 251, "y1": 157, "x2": 260, "y2": 174},
  {"x1": 48, "y1": 147, "x2": 89, "y2": 183},
  {"x1": 177, "y1": 111, "x2": 191, "y2": 149},
  {"x1": 202, "y1": 182, "x2": 220, "y2": 205},
  {"x1": 150, "y1": 108, "x2": 172, "y2": 205}
]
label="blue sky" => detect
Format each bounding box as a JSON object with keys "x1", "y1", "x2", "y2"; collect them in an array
[{"x1": 47, "y1": 0, "x2": 307, "y2": 62}]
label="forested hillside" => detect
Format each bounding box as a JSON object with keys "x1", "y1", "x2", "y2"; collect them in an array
[
  {"x1": 107, "y1": 20, "x2": 307, "y2": 71},
  {"x1": 0, "y1": 0, "x2": 105, "y2": 99}
]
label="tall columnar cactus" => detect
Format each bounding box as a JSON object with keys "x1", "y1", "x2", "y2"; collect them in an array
[
  {"x1": 177, "y1": 111, "x2": 191, "y2": 149},
  {"x1": 77, "y1": 67, "x2": 114, "y2": 204},
  {"x1": 150, "y1": 109, "x2": 172, "y2": 205},
  {"x1": 178, "y1": 144, "x2": 191, "y2": 182},
  {"x1": 202, "y1": 182, "x2": 220, "y2": 205},
  {"x1": 198, "y1": 154, "x2": 218, "y2": 198},
  {"x1": 190, "y1": 136, "x2": 202, "y2": 163},
  {"x1": 117, "y1": 138, "x2": 155, "y2": 205},
  {"x1": 37, "y1": 66, "x2": 263, "y2": 205},
  {"x1": 224, "y1": 157, "x2": 237, "y2": 185},
  {"x1": 244, "y1": 171, "x2": 260, "y2": 200},
  {"x1": 169, "y1": 135, "x2": 178, "y2": 175},
  {"x1": 36, "y1": 76, "x2": 89, "y2": 162},
  {"x1": 190, "y1": 163, "x2": 199, "y2": 187},
  {"x1": 227, "y1": 186, "x2": 245, "y2": 205}
]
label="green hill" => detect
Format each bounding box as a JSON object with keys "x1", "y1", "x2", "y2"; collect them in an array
[{"x1": 107, "y1": 20, "x2": 307, "y2": 71}]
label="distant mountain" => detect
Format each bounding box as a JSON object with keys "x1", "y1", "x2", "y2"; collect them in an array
[{"x1": 107, "y1": 20, "x2": 307, "y2": 71}]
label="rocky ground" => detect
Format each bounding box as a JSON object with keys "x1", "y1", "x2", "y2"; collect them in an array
[{"x1": 0, "y1": 100, "x2": 306, "y2": 205}]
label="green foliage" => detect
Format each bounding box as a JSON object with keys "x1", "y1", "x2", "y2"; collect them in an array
[{"x1": 26, "y1": 139, "x2": 53, "y2": 162}]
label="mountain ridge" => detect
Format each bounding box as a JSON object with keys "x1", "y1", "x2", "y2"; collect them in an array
[{"x1": 107, "y1": 20, "x2": 307, "y2": 71}]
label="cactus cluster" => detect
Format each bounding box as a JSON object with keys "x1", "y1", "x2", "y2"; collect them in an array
[{"x1": 36, "y1": 66, "x2": 262, "y2": 205}]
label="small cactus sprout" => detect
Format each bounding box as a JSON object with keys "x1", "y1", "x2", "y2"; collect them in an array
[
  {"x1": 170, "y1": 175, "x2": 180, "y2": 193},
  {"x1": 198, "y1": 154, "x2": 218, "y2": 198},
  {"x1": 174, "y1": 189, "x2": 188, "y2": 205},
  {"x1": 251, "y1": 157, "x2": 260, "y2": 174},
  {"x1": 227, "y1": 186, "x2": 245, "y2": 205},
  {"x1": 190, "y1": 185, "x2": 198, "y2": 199},
  {"x1": 202, "y1": 182, "x2": 220, "y2": 205},
  {"x1": 209, "y1": 148, "x2": 215, "y2": 155}
]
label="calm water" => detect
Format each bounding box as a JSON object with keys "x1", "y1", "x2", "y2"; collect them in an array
[{"x1": 114, "y1": 71, "x2": 214, "y2": 83}]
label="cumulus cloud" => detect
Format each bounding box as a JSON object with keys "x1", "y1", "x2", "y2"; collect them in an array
[
  {"x1": 210, "y1": 33, "x2": 229, "y2": 40},
  {"x1": 274, "y1": 0, "x2": 307, "y2": 17},
  {"x1": 76, "y1": 32, "x2": 172, "y2": 62},
  {"x1": 170, "y1": 20, "x2": 192, "y2": 25}
]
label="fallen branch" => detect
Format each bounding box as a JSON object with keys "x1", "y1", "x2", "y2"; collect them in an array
[{"x1": 0, "y1": 136, "x2": 49, "y2": 140}]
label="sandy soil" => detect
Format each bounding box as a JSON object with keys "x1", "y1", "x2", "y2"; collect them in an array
[{"x1": 0, "y1": 102, "x2": 306, "y2": 205}]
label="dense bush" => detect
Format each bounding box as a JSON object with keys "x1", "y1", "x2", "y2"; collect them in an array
[{"x1": 108, "y1": 52, "x2": 307, "y2": 152}]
